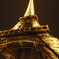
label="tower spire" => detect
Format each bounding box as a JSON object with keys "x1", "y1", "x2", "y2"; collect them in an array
[{"x1": 24, "y1": 0, "x2": 35, "y2": 16}]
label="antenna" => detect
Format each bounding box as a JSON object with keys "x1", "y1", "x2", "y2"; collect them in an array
[{"x1": 24, "y1": 0, "x2": 35, "y2": 16}]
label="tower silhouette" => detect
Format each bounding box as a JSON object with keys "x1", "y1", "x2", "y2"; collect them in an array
[{"x1": 0, "y1": 0, "x2": 59, "y2": 59}]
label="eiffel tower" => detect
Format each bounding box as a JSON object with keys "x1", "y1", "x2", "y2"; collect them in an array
[{"x1": 0, "y1": 0, "x2": 59, "y2": 59}]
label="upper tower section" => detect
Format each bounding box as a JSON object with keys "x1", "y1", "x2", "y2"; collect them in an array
[
  {"x1": 12, "y1": 0, "x2": 41, "y2": 30},
  {"x1": 11, "y1": 0, "x2": 49, "y2": 32},
  {"x1": 24, "y1": 0, "x2": 35, "y2": 16}
]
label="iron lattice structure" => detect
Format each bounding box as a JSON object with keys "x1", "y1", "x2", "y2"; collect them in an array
[{"x1": 0, "y1": 0, "x2": 59, "y2": 59}]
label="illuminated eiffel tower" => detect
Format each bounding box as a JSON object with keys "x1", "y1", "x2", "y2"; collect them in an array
[{"x1": 0, "y1": 0, "x2": 59, "y2": 59}]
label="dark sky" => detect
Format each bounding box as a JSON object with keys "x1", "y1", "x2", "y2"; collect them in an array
[{"x1": 0, "y1": 0, "x2": 59, "y2": 58}]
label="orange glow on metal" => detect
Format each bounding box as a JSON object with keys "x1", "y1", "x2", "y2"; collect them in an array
[
  {"x1": 24, "y1": 0, "x2": 35, "y2": 16},
  {"x1": 12, "y1": 22, "x2": 22, "y2": 30},
  {"x1": 42, "y1": 34, "x2": 59, "y2": 55},
  {"x1": 32, "y1": 20, "x2": 40, "y2": 27}
]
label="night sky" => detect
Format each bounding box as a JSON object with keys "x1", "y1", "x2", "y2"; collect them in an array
[{"x1": 0, "y1": 0, "x2": 59, "y2": 59}]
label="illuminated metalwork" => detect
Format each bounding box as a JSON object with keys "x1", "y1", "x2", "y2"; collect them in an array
[
  {"x1": 24, "y1": 0, "x2": 35, "y2": 16},
  {"x1": 0, "y1": 0, "x2": 59, "y2": 59}
]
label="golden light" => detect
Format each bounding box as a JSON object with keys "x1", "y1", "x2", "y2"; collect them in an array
[
  {"x1": 43, "y1": 36, "x2": 59, "y2": 54},
  {"x1": 12, "y1": 22, "x2": 22, "y2": 30},
  {"x1": 32, "y1": 20, "x2": 40, "y2": 27},
  {"x1": 24, "y1": 0, "x2": 35, "y2": 16}
]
